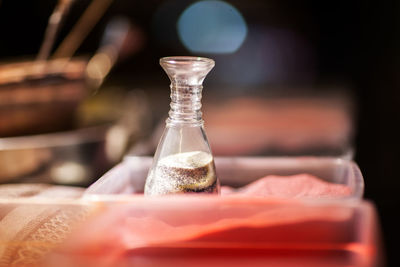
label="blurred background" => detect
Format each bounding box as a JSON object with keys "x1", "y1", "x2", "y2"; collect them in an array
[{"x1": 0, "y1": 0, "x2": 399, "y2": 265}]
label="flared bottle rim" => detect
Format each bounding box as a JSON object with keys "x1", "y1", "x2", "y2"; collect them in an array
[{"x1": 160, "y1": 56, "x2": 215, "y2": 69}]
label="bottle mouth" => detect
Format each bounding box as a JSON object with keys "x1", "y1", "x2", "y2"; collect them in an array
[{"x1": 160, "y1": 56, "x2": 215, "y2": 69}]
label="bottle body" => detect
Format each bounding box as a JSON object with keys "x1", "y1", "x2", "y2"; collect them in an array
[
  {"x1": 144, "y1": 56, "x2": 219, "y2": 196},
  {"x1": 145, "y1": 125, "x2": 218, "y2": 195}
]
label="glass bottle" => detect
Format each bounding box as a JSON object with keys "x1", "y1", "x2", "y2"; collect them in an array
[{"x1": 144, "y1": 56, "x2": 219, "y2": 196}]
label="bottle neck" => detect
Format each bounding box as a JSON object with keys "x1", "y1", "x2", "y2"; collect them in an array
[{"x1": 167, "y1": 82, "x2": 203, "y2": 126}]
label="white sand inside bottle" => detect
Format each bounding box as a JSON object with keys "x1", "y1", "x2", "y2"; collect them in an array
[{"x1": 145, "y1": 151, "x2": 218, "y2": 195}]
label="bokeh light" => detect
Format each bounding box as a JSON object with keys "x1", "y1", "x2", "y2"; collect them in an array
[{"x1": 177, "y1": 0, "x2": 247, "y2": 54}]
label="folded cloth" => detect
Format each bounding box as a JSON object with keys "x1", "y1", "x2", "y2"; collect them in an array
[
  {"x1": 0, "y1": 184, "x2": 86, "y2": 267},
  {"x1": 0, "y1": 183, "x2": 84, "y2": 199}
]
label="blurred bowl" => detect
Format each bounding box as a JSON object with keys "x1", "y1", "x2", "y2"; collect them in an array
[
  {"x1": 0, "y1": 88, "x2": 151, "y2": 185},
  {"x1": 0, "y1": 58, "x2": 91, "y2": 137}
]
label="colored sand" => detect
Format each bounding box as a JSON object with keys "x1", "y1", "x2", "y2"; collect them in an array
[{"x1": 221, "y1": 174, "x2": 352, "y2": 198}]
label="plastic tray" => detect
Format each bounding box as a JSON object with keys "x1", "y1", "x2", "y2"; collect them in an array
[
  {"x1": 57, "y1": 157, "x2": 379, "y2": 266},
  {"x1": 85, "y1": 156, "x2": 364, "y2": 200},
  {"x1": 47, "y1": 196, "x2": 379, "y2": 267}
]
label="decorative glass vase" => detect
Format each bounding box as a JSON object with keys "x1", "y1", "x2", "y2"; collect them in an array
[{"x1": 144, "y1": 56, "x2": 219, "y2": 196}]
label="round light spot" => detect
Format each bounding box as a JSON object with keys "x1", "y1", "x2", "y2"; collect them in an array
[{"x1": 177, "y1": 0, "x2": 247, "y2": 54}]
